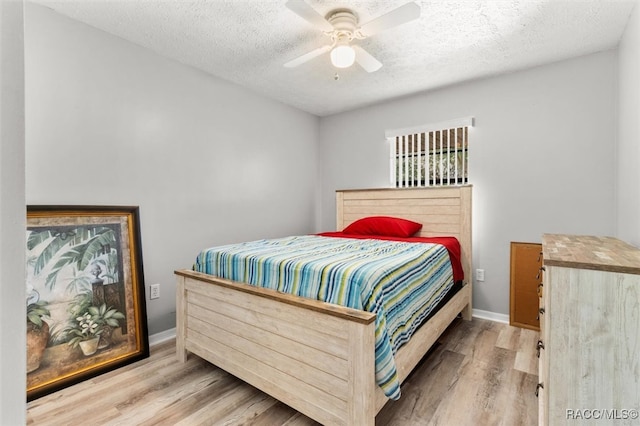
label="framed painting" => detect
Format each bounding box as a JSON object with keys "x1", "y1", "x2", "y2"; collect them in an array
[{"x1": 26, "y1": 205, "x2": 149, "y2": 401}]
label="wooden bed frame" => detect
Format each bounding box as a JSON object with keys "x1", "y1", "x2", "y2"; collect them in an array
[{"x1": 175, "y1": 186, "x2": 472, "y2": 425}]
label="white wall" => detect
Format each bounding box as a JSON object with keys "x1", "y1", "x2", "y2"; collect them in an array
[
  {"x1": 0, "y1": 1, "x2": 26, "y2": 424},
  {"x1": 25, "y1": 3, "x2": 319, "y2": 334},
  {"x1": 617, "y1": 1, "x2": 640, "y2": 247},
  {"x1": 319, "y1": 51, "x2": 618, "y2": 315}
]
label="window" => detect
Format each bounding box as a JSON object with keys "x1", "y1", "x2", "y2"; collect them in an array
[{"x1": 386, "y1": 117, "x2": 473, "y2": 187}]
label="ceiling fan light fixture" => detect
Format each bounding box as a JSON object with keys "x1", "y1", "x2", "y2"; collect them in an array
[
  {"x1": 330, "y1": 45, "x2": 356, "y2": 68},
  {"x1": 285, "y1": 1, "x2": 421, "y2": 72}
]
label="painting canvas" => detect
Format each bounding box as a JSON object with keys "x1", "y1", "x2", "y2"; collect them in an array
[{"x1": 26, "y1": 206, "x2": 149, "y2": 401}]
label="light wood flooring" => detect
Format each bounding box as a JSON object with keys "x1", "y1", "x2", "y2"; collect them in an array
[{"x1": 27, "y1": 318, "x2": 539, "y2": 425}]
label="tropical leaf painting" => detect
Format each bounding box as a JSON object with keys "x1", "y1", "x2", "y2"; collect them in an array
[
  {"x1": 27, "y1": 226, "x2": 119, "y2": 290},
  {"x1": 26, "y1": 206, "x2": 149, "y2": 402}
]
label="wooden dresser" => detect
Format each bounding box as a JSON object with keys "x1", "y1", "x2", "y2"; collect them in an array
[{"x1": 538, "y1": 234, "x2": 640, "y2": 425}]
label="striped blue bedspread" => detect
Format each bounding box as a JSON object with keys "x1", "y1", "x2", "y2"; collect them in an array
[{"x1": 194, "y1": 235, "x2": 454, "y2": 400}]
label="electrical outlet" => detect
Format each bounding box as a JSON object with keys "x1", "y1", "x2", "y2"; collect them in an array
[
  {"x1": 476, "y1": 269, "x2": 485, "y2": 282},
  {"x1": 150, "y1": 283, "x2": 160, "y2": 300}
]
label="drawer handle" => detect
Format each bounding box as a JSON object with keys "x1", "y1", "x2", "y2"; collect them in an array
[
  {"x1": 537, "y1": 282, "x2": 544, "y2": 297},
  {"x1": 537, "y1": 307, "x2": 545, "y2": 320},
  {"x1": 535, "y1": 383, "x2": 544, "y2": 397},
  {"x1": 536, "y1": 340, "x2": 545, "y2": 358},
  {"x1": 536, "y1": 266, "x2": 546, "y2": 280},
  {"x1": 537, "y1": 251, "x2": 542, "y2": 263}
]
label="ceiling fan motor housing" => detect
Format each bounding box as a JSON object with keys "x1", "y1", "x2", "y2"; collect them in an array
[{"x1": 326, "y1": 10, "x2": 362, "y2": 43}]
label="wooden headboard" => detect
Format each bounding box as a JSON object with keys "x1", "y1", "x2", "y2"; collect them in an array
[{"x1": 336, "y1": 186, "x2": 472, "y2": 286}]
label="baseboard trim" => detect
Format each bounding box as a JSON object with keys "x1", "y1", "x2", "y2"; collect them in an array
[
  {"x1": 472, "y1": 309, "x2": 509, "y2": 324},
  {"x1": 149, "y1": 327, "x2": 176, "y2": 347}
]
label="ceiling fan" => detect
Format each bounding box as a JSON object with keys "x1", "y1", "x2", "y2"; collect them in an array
[{"x1": 284, "y1": 0, "x2": 421, "y2": 73}]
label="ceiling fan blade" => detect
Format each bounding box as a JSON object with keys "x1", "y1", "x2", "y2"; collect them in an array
[
  {"x1": 353, "y1": 45, "x2": 382, "y2": 73},
  {"x1": 285, "y1": 0, "x2": 333, "y2": 32},
  {"x1": 359, "y1": 2, "x2": 421, "y2": 37},
  {"x1": 284, "y1": 45, "x2": 332, "y2": 68}
]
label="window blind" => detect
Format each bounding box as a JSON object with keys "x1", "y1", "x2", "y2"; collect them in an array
[{"x1": 386, "y1": 117, "x2": 473, "y2": 188}]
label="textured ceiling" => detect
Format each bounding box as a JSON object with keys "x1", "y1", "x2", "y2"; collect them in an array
[{"x1": 31, "y1": 0, "x2": 636, "y2": 116}]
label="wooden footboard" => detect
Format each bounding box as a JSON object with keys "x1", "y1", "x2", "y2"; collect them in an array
[
  {"x1": 176, "y1": 270, "x2": 378, "y2": 425},
  {"x1": 176, "y1": 269, "x2": 471, "y2": 425}
]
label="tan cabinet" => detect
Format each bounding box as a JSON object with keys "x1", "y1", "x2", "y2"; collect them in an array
[
  {"x1": 510, "y1": 242, "x2": 542, "y2": 330},
  {"x1": 538, "y1": 234, "x2": 640, "y2": 426}
]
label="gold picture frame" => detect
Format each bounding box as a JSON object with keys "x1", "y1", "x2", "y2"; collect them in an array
[{"x1": 26, "y1": 205, "x2": 149, "y2": 401}]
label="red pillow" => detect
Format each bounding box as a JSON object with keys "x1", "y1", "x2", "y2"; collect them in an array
[{"x1": 343, "y1": 216, "x2": 423, "y2": 238}]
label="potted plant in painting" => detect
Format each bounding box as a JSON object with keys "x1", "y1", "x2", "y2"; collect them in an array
[
  {"x1": 92, "y1": 303, "x2": 125, "y2": 349},
  {"x1": 26, "y1": 291, "x2": 50, "y2": 373},
  {"x1": 68, "y1": 311, "x2": 102, "y2": 356},
  {"x1": 66, "y1": 299, "x2": 125, "y2": 356}
]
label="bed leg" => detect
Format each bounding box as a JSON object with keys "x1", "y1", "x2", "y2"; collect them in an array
[
  {"x1": 176, "y1": 275, "x2": 188, "y2": 363},
  {"x1": 461, "y1": 283, "x2": 473, "y2": 321},
  {"x1": 461, "y1": 303, "x2": 472, "y2": 321},
  {"x1": 348, "y1": 321, "x2": 376, "y2": 425}
]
